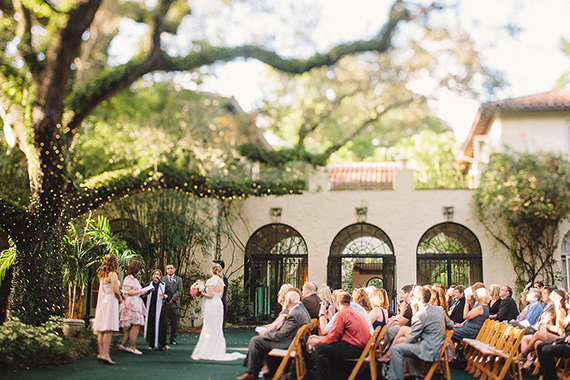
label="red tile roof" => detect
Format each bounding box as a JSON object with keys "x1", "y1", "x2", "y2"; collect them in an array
[
  {"x1": 458, "y1": 87, "x2": 570, "y2": 169},
  {"x1": 328, "y1": 162, "x2": 395, "y2": 189}
]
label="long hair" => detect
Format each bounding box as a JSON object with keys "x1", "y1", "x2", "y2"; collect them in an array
[
  {"x1": 353, "y1": 288, "x2": 372, "y2": 311},
  {"x1": 371, "y1": 288, "x2": 389, "y2": 309},
  {"x1": 98, "y1": 254, "x2": 119, "y2": 279},
  {"x1": 211, "y1": 263, "x2": 223, "y2": 277}
]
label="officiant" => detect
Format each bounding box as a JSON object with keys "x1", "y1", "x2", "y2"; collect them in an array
[{"x1": 144, "y1": 269, "x2": 171, "y2": 350}]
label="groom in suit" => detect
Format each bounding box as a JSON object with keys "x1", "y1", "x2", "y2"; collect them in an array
[
  {"x1": 237, "y1": 291, "x2": 311, "y2": 380},
  {"x1": 163, "y1": 263, "x2": 183, "y2": 345},
  {"x1": 387, "y1": 286, "x2": 454, "y2": 380}
]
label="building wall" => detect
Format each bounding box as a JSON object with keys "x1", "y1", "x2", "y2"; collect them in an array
[
  {"x1": 489, "y1": 112, "x2": 570, "y2": 155},
  {"x1": 220, "y1": 167, "x2": 517, "y2": 292}
]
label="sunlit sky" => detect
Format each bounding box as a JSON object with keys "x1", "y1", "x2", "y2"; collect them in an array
[
  {"x1": 111, "y1": 0, "x2": 570, "y2": 143},
  {"x1": 192, "y1": 0, "x2": 570, "y2": 142}
]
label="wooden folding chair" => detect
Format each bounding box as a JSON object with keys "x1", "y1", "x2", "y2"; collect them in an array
[
  {"x1": 477, "y1": 324, "x2": 526, "y2": 380},
  {"x1": 558, "y1": 358, "x2": 570, "y2": 380},
  {"x1": 463, "y1": 320, "x2": 499, "y2": 372},
  {"x1": 346, "y1": 325, "x2": 386, "y2": 380},
  {"x1": 423, "y1": 329, "x2": 455, "y2": 380},
  {"x1": 269, "y1": 324, "x2": 309, "y2": 380},
  {"x1": 467, "y1": 321, "x2": 507, "y2": 375}
]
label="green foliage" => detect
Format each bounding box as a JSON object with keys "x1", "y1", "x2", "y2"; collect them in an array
[
  {"x1": 238, "y1": 143, "x2": 327, "y2": 167},
  {"x1": 473, "y1": 151, "x2": 570, "y2": 289},
  {"x1": 226, "y1": 275, "x2": 252, "y2": 324},
  {"x1": 0, "y1": 317, "x2": 67, "y2": 369},
  {"x1": 0, "y1": 238, "x2": 16, "y2": 286}
]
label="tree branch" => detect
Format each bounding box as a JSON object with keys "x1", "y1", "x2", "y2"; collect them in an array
[{"x1": 66, "y1": 164, "x2": 306, "y2": 219}]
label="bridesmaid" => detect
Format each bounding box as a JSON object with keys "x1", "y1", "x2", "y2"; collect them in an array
[
  {"x1": 119, "y1": 260, "x2": 146, "y2": 355},
  {"x1": 92, "y1": 254, "x2": 123, "y2": 365}
]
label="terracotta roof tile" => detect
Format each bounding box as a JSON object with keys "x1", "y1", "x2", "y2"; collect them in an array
[{"x1": 328, "y1": 162, "x2": 395, "y2": 189}]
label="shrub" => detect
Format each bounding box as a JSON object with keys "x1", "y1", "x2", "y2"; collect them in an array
[
  {"x1": 0, "y1": 316, "x2": 96, "y2": 369},
  {"x1": 226, "y1": 276, "x2": 252, "y2": 324}
]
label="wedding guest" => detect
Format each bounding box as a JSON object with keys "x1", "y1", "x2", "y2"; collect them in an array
[
  {"x1": 301, "y1": 282, "x2": 321, "y2": 319},
  {"x1": 93, "y1": 254, "x2": 123, "y2": 365},
  {"x1": 162, "y1": 262, "x2": 182, "y2": 344},
  {"x1": 145, "y1": 269, "x2": 169, "y2": 350},
  {"x1": 490, "y1": 285, "x2": 519, "y2": 322},
  {"x1": 119, "y1": 260, "x2": 145, "y2": 355},
  {"x1": 449, "y1": 285, "x2": 466, "y2": 324},
  {"x1": 369, "y1": 288, "x2": 390, "y2": 330},
  {"x1": 309, "y1": 292, "x2": 371, "y2": 380},
  {"x1": 451, "y1": 287, "x2": 490, "y2": 345},
  {"x1": 488, "y1": 284, "x2": 502, "y2": 316}
]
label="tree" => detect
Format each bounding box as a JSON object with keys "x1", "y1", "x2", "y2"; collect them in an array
[
  {"x1": 251, "y1": 26, "x2": 502, "y2": 161},
  {"x1": 473, "y1": 151, "x2": 570, "y2": 289},
  {"x1": 0, "y1": 0, "x2": 431, "y2": 324}
]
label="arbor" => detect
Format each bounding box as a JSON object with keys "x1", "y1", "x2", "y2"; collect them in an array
[
  {"x1": 0, "y1": 0, "x2": 429, "y2": 324},
  {"x1": 473, "y1": 151, "x2": 570, "y2": 289}
]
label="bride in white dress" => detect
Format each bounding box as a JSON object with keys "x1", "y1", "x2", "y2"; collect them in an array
[{"x1": 191, "y1": 263, "x2": 246, "y2": 361}]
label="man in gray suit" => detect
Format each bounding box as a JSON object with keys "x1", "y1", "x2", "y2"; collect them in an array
[
  {"x1": 237, "y1": 291, "x2": 310, "y2": 380},
  {"x1": 387, "y1": 286, "x2": 454, "y2": 380},
  {"x1": 163, "y1": 263, "x2": 183, "y2": 345}
]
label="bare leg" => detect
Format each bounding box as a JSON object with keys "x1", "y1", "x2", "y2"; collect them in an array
[
  {"x1": 97, "y1": 331, "x2": 104, "y2": 357},
  {"x1": 129, "y1": 325, "x2": 140, "y2": 349},
  {"x1": 121, "y1": 326, "x2": 130, "y2": 347}
]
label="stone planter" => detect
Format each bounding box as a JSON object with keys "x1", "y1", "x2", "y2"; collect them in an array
[{"x1": 63, "y1": 318, "x2": 85, "y2": 337}]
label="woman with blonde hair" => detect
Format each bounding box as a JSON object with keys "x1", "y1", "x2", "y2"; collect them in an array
[
  {"x1": 451, "y1": 287, "x2": 490, "y2": 344},
  {"x1": 92, "y1": 254, "x2": 123, "y2": 365},
  {"x1": 489, "y1": 284, "x2": 502, "y2": 316},
  {"x1": 369, "y1": 288, "x2": 390, "y2": 330}
]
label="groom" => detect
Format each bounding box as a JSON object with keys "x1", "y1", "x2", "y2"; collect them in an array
[
  {"x1": 237, "y1": 291, "x2": 310, "y2": 380},
  {"x1": 163, "y1": 263, "x2": 183, "y2": 345}
]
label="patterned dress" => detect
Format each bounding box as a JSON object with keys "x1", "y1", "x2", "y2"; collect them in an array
[{"x1": 120, "y1": 274, "x2": 146, "y2": 327}]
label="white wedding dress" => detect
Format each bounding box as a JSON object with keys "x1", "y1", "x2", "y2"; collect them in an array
[{"x1": 191, "y1": 275, "x2": 246, "y2": 361}]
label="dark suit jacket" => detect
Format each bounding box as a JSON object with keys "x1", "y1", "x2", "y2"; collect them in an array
[
  {"x1": 263, "y1": 303, "x2": 311, "y2": 349},
  {"x1": 494, "y1": 296, "x2": 519, "y2": 322},
  {"x1": 449, "y1": 297, "x2": 465, "y2": 324},
  {"x1": 301, "y1": 293, "x2": 321, "y2": 319},
  {"x1": 162, "y1": 274, "x2": 183, "y2": 309}
]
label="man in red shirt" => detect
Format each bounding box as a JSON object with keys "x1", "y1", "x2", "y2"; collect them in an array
[{"x1": 308, "y1": 291, "x2": 371, "y2": 380}]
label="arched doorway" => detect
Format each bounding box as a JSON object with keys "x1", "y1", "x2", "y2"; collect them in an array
[
  {"x1": 561, "y1": 230, "x2": 570, "y2": 289},
  {"x1": 327, "y1": 223, "x2": 396, "y2": 303},
  {"x1": 416, "y1": 222, "x2": 483, "y2": 287},
  {"x1": 244, "y1": 223, "x2": 308, "y2": 322}
]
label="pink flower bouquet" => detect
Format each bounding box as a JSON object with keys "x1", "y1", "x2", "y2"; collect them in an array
[{"x1": 190, "y1": 280, "x2": 205, "y2": 296}]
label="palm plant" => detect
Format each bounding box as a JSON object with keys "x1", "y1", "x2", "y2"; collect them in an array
[{"x1": 62, "y1": 215, "x2": 142, "y2": 319}]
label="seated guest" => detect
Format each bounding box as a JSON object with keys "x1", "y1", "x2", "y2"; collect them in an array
[
  {"x1": 262, "y1": 283, "x2": 294, "y2": 332},
  {"x1": 353, "y1": 288, "x2": 372, "y2": 313},
  {"x1": 237, "y1": 292, "x2": 310, "y2": 380},
  {"x1": 520, "y1": 289, "x2": 569, "y2": 369},
  {"x1": 322, "y1": 289, "x2": 374, "y2": 335},
  {"x1": 537, "y1": 336, "x2": 570, "y2": 380},
  {"x1": 301, "y1": 282, "x2": 321, "y2": 319},
  {"x1": 386, "y1": 286, "x2": 454, "y2": 380},
  {"x1": 514, "y1": 288, "x2": 543, "y2": 326},
  {"x1": 451, "y1": 287, "x2": 490, "y2": 345},
  {"x1": 490, "y1": 285, "x2": 519, "y2": 322},
  {"x1": 382, "y1": 285, "x2": 414, "y2": 355},
  {"x1": 448, "y1": 285, "x2": 466, "y2": 324},
  {"x1": 488, "y1": 284, "x2": 502, "y2": 316},
  {"x1": 518, "y1": 290, "x2": 530, "y2": 320},
  {"x1": 369, "y1": 289, "x2": 390, "y2": 330},
  {"x1": 309, "y1": 292, "x2": 370, "y2": 380}
]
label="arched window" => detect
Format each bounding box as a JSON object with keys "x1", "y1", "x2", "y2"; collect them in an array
[
  {"x1": 417, "y1": 222, "x2": 482, "y2": 287},
  {"x1": 244, "y1": 224, "x2": 308, "y2": 322},
  {"x1": 328, "y1": 223, "x2": 395, "y2": 303}
]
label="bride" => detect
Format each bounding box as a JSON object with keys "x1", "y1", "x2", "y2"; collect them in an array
[{"x1": 191, "y1": 263, "x2": 245, "y2": 361}]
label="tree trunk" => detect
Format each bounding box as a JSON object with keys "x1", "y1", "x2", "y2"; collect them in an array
[{"x1": 9, "y1": 216, "x2": 66, "y2": 325}]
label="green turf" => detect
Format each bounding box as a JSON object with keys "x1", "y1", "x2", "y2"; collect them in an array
[{"x1": 0, "y1": 329, "x2": 540, "y2": 380}]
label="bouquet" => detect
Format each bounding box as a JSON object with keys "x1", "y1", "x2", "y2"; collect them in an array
[{"x1": 190, "y1": 280, "x2": 206, "y2": 296}]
